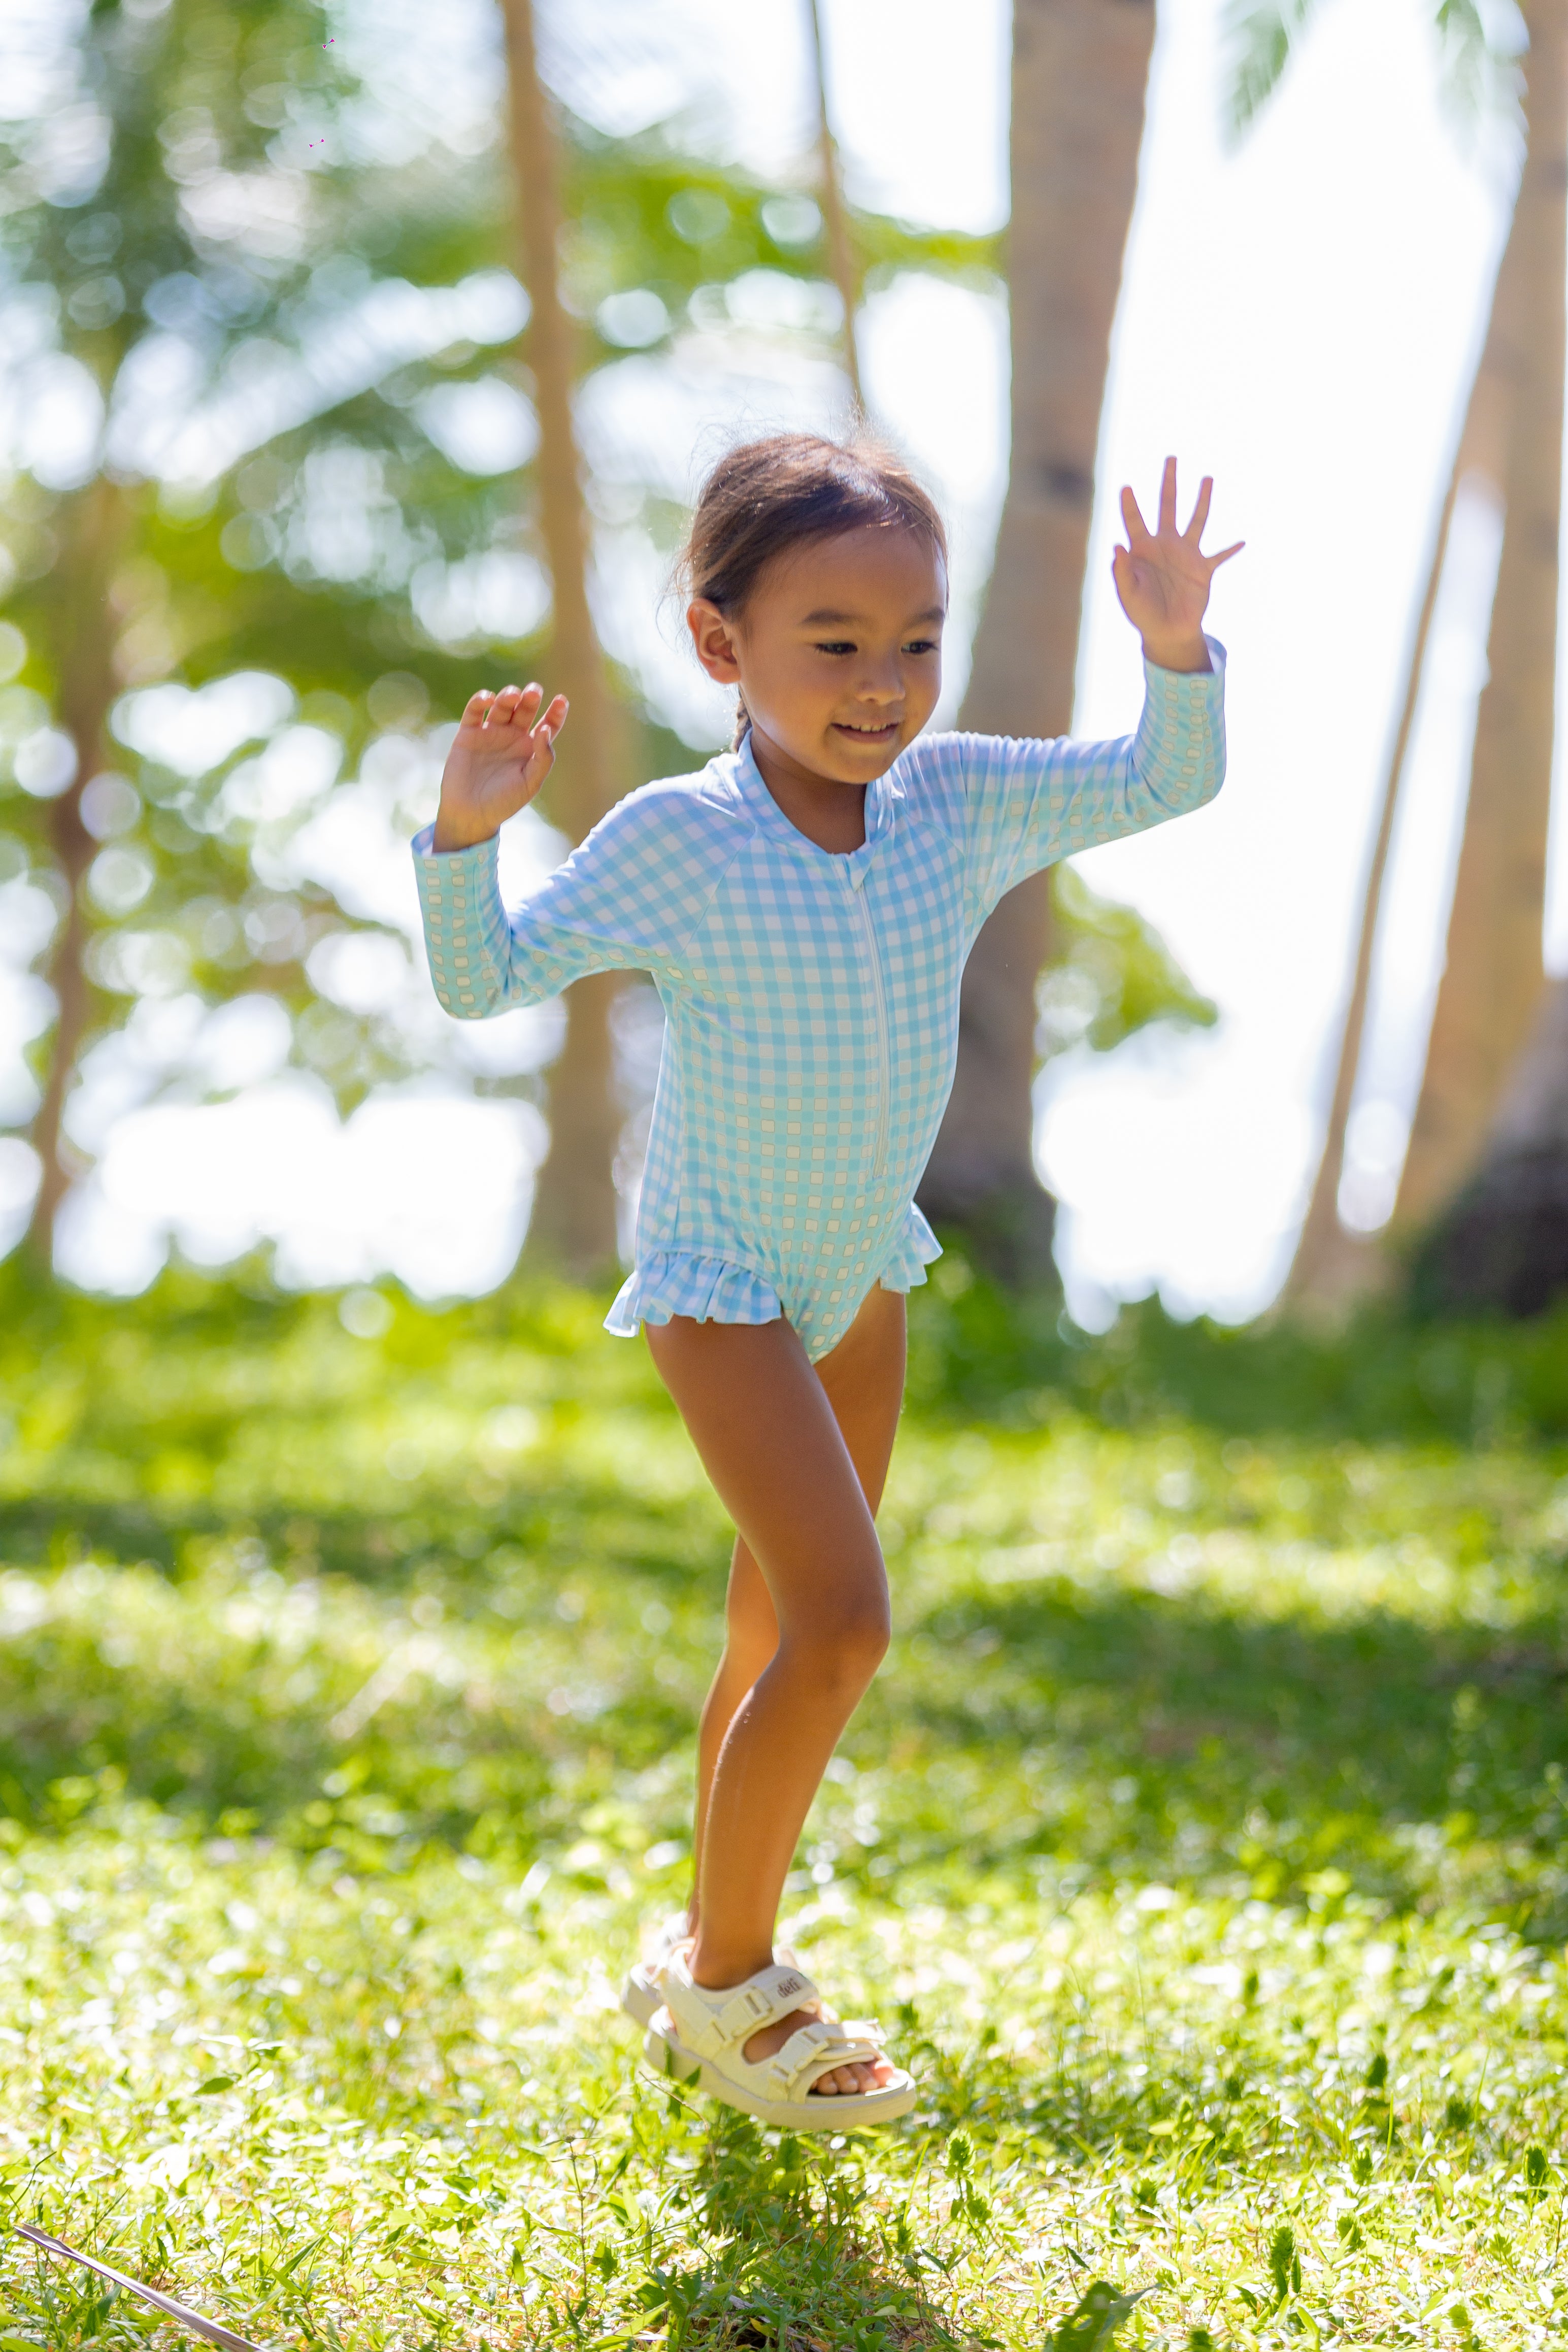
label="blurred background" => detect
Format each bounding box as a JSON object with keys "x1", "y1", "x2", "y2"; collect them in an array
[{"x1": 2, "y1": 0, "x2": 1563, "y2": 1331}]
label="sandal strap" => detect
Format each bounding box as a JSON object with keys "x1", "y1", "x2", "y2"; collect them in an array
[
  {"x1": 762, "y1": 2018, "x2": 883, "y2": 2099},
  {"x1": 663, "y1": 1960, "x2": 820, "y2": 2060}
]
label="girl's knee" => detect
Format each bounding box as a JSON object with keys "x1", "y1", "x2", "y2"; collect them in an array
[{"x1": 790, "y1": 1587, "x2": 890, "y2": 1683}]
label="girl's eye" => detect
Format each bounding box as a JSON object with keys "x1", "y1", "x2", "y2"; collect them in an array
[
  {"x1": 814, "y1": 640, "x2": 856, "y2": 656},
  {"x1": 904, "y1": 638, "x2": 939, "y2": 656}
]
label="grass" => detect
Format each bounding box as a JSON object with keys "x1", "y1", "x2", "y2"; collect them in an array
[{"x1": 1, "y1": 1260, "x2": 1567, "y2": 2348}]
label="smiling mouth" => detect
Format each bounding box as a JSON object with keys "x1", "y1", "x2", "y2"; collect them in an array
[{"x1": 832, "y1": 718, "x2": 900, "y2": 740}]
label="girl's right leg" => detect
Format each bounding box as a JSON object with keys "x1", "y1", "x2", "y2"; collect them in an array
[
  {"x1": 646, "y1": 1285, "x2": 906, "y2": 2100},
  {"x1": 687, "y1": 1287, "x2": 906, "y2": 1935},
  {"x1": 688, "y1": 1542, "x2": 778, "y2": 1932}
]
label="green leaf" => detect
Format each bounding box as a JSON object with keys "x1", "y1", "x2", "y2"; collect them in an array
[
  {"x1": 1225, "y1": 0, "x2": 1511, "y2": 141},
  {"x1": 1050, "y1": 2280, "x2": 1148, "y2": 2352},
  {"x1": 1042, "y1": 864, "x2": 1217, "y2": 1059},
  {"x1": 1221, "y1": 0, "x2": 1323, "y2": 138},
  {"x1": 1268, "y1": 2222, "x2": 1303, "y2": 2303},
  {"x1": 1433, "y1": 0, "x2": 1516, "y2": 124}
]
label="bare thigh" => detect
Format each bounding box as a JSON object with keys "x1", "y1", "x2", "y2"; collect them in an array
[
  {"x1": 646, "y1": 1282, "x2": 907, "y2": 1634},
  {"x1": 815, "y1": 1282, "x2": 907, "y2": 1513}
]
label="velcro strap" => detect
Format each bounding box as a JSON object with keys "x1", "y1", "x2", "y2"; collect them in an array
[
  {"x1": 767, "y1": 2019, "x2": 880, "y2": 2096},
  {"x1": 715, "y1": 1964, "x2": 816, "y2": 2041},
  {"x1": 663, "y1": 1961, "x2": 819, "y2": 2058}
]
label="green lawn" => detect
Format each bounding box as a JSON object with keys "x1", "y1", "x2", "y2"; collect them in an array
[{"x1": 2, "y1": 1266, "x2": 1567, "y2": 2349}]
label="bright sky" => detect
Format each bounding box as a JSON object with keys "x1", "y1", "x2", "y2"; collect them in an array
[{"x1": 3, "y1": 0, "x2": 1549, "y2": 1316}]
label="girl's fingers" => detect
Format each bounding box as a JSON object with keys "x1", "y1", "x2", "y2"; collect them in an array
[
  {"x1": 1157, "y1": 455, "x2": 1179, "y2": 535},
  {"x1": 488, "y1": 681, "x2": 547, "y2": 728},
  {"x1": 1207, "y1": 539, "x2": 1246, "y2": 571},
  {"x1": 520, "y1": 697, "x2": 569, "y2": 778},
  {"x1": 1184, "y1": 476, "x2": 1214, "y2": 541},
  {"x1": 460, "y1": 689, "x2": 496, "y2": 726},
  {"x1": 1119, "y1": 485, "x2": 1150, "y2": 546},
  {"x1": 531, "y1": 692, "x2": 570, "y2": 748}
]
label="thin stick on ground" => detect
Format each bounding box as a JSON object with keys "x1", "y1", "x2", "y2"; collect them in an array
[{"x1": 14, "y1": 2223, "x2": 271, "y2": 2352}]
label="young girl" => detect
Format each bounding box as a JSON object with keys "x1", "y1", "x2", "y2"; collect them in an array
[{"x1": 413, "y1": 434, "x2": 1237, "y2": 2130}]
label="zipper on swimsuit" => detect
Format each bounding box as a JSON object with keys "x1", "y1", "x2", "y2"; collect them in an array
[{"x1": 849, "y1": 865, "x2": 890, "y2": 1179}]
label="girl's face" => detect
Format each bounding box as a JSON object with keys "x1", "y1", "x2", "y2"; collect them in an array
[{"x1": 688, "y1": 525, "x2": 947, "y2": 786}]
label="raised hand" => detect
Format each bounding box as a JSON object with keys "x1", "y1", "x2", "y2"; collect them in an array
[
  {"x1": 431, "y1": 682, "x2": 569, "y2": 852},
  {"x1": 1111, "y1": 458, "x2": 1243, "y2": 674}
]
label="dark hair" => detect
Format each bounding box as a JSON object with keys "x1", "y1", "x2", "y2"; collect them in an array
[{"x1": 677, "y1": 432, "x2": 948, "y2": 747}]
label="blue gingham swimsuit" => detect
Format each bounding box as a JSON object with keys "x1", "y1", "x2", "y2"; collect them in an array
[{"x1": 412, "y1": 641, "x2": 1226, "y2": 1360}]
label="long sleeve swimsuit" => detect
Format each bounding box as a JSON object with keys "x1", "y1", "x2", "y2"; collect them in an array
[{"x1": 412, "y1": 639, "x2": 1227, "y2": 1362}]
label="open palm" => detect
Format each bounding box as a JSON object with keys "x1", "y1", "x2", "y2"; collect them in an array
[
  {"x1": 432, "y1": 682, "x2": 569, "y2": 853},
  {"x1": 1112, "y1": 458, "x2": 1242, "y2": 667}
]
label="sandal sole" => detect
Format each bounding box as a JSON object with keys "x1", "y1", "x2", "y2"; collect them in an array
[{"x1": 642, "y1": 2021, "x2": 917, "y2": 2131}]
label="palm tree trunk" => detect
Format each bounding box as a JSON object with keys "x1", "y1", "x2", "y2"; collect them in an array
[
  {"x1": 805, "y1": 0, "x2": 864, "y2": 412},
  {"x1": 499, "y1": 0, "x2": 623, "y2": 1279},
  {"x1": 26, "y1": 474, "x2": 129, "y2": 1264},
  {"x1": 1410, "y1": 973, "x2": 1568, "y2": 1315},
  {"x1": 1283, "y1": 463, "x2": 1462, "y2": 1306},
  {"x1": 917, "y1": 0, "x2": 1157, "y2": 1285},
  {"x1": 1392, "y1": 0, "x2": 1568, "y2": 1235}
]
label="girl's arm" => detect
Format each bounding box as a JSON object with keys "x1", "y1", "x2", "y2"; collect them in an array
[
  {"x1": 415, "y1": 680, "x2": 587, "y2": 1018},
  {"x1": 948, "y1": 459, "x2": 1240, "y2": 922},
  {"x1": 412, "y1": 690, "x2": 741, "y2": 1018},
  {"x1": 413, "y1": 821, "x2": 611, "y2": 1018}
]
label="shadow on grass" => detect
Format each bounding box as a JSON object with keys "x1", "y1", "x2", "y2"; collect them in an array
[
  {"x1": 637, "y1": 2107, "x2": 961, "y2": 2352},
  {"x1": 881, "y1": 1572, "x2": 1568, "y2": 1878},
  {"x1": 2, "y1": 1536, "x2": 1565, "y2": 1930},
  {"x1": 4, "y1": 1261, "x2": 1568, "y2": 1926}
]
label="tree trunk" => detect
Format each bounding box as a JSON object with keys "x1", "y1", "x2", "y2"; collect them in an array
[
  {"x1": 26, "y1": 474, "x2": 129, "y2": 1264},
  {"x1": 1282, "y1": 463, "x2": 1463, "y2": 1310},
  {"x1": 1410, "y1": 974, "x2": 1568, "y2": 1315},
  {"x1": 499, "y1": 0, "x2": 623, "y2": 1279},
  {"x1": 916, "y1": 0, "x2": 1157, "y2": 1287},
  {"x1": 1392, "y1": 0, "x2": 1568, "y2": 1236},
  {"x1": 805, "y1": 0, "x2": 864, "y2": 412}
]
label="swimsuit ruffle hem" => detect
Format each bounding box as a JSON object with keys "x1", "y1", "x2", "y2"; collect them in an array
[
  {"x1": 604, "y1": 1207, "x2": 942, "y2": 1347},
  {"x1": 606, "y1": 1253, "x2": 782, "y2": 1339}
]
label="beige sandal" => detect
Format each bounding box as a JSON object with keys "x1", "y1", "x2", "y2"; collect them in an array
[
  {"x1": 644, "y1": 1951, "x2": 917, "y2": 2131},
  {"x1": 620, "y1": 1916, "x2": 805, "y2": 2027},
  {"x1": 620, "y1": 1912, "x2": 692, "y2": 2027}
]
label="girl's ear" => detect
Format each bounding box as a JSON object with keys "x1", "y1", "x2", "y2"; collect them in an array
[{"x1": 687, "y1": 599, "x2": 743, "y2": 685}]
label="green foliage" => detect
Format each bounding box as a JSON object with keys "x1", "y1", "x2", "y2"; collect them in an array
[
  {"x1": 1050, "y1": 2278, "x2": 1146, "y2": 2352},
  {"x1": 1041, "y1": 865, "x2": 1216, "y2": 1061},
  {"x1": 1223, "y1": 0, "x2": 1512, "y2": 142},
  {"x1": 906, "y1": 1246, "x2": 1568, "y2": 1445},
  {"x1": 4, "y1": 1270, "x2": 1568, "y2": 2338},
  {"x1": 1221, "y1": 0, "x2": 1323, "y2": 141},
  {"x1": 1265, "y1": 2223, "x2": 1301, "y2": 2305},
  {"x1": 1432, "y1": 0, "x2": 1509, "y2": 119}
]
